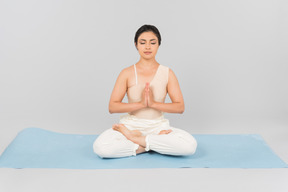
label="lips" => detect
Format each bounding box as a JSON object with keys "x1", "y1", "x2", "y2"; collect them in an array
[{"x1": 144, "y1": 52, "x2": 152, "y2": 54}]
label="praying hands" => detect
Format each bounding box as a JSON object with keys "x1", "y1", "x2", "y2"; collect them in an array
[{"x1": 141, "y1": 82, "x2": 155, "y2": 108}]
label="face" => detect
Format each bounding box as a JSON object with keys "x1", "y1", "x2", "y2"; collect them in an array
[{"x1": 135, "y1": 31, "x2": 159, "y2": 59}]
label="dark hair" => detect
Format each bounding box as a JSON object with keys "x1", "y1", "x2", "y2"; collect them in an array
[{"x1": 134, "y1": 24, "x2": 161, "y2": 48}]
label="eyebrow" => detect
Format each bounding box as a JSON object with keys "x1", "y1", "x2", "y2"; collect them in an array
[{"x1": 140, "y1": 39, "x2": 157, "y2": 41}]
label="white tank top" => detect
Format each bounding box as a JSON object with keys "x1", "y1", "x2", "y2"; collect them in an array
[{"x1": 127, "y1": 64, "x2": 169, "y2": 119}]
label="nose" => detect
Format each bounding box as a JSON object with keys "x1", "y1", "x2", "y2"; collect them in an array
[{"x1": 145, "y1": 43, "x2": 151, "y2": 49}]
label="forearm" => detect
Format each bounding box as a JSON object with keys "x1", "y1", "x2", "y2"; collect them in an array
[
  {"x1": 109, "y1": 102, "x2": 145, "y2": 114},
  {"x1": 150, "y1": 102, "x2": 184, "y2": 114}
]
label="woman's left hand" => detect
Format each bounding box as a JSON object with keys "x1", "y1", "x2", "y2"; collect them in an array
[{"x1": 146, "y1": 82, "x2": 155, "y2": 108}]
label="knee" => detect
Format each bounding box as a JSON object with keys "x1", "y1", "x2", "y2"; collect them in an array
[
  {"x1": 181, "y1": 137, "x2": 197, "y2": 156},
  {"x1": 93, "y1": 139, "x2": 104, "y2": 158},
  {"x1": 170, "y1": 128, "x2": 197, "y2": 155},
  {"x1": 93, "y1": 139, "x2": 113, "y2": 158},
  {"x1": 186, "y1": 138, "x2": 197, "y2": 155}
]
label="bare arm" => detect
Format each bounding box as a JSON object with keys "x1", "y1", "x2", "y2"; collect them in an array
[
  {"x1": 149, "y1": 69, "x2": 185, "y2": 113},
  {"x1": 108, "y1": 68, "x2": 146, "y2": 114}
]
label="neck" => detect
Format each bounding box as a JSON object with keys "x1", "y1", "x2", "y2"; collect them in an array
[{"x1": 137, "y1": 57, "x2": 158, "y2": 68}]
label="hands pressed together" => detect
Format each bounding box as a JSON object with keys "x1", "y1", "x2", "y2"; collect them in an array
[{"x1": 140, "y1": 82, "x2": 155, "y2": 108}]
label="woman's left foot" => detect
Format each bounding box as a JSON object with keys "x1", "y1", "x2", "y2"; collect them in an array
[{"x1": 158, "y1": 129, "x2": 172, "y2": 135}]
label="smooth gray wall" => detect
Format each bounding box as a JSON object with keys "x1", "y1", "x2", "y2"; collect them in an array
[{"x1": 1, "y1": 0, "x2": 287, "y2": 152}]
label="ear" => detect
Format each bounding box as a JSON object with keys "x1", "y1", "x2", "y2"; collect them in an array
[{"x1": 135, "y1": 42, "x2": 138, "y2": 50}]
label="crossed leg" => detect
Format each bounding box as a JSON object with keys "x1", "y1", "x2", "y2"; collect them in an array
[
  {"x1": 112, "y1": 123, "x2": 172, "y2": 154},
  {"x1": 94, "y1": 123, "x2": 196, "y2": 158}
]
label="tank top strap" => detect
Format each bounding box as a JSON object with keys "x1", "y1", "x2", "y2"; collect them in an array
[{"x1": 133, "y1": 64, "x2": 138, "y2": 85}]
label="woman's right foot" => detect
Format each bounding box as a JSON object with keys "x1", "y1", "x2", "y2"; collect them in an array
[
  {"x1": 112, "y1": 124, "x2": 146, "y2": 148},
  {"x1": 112, "y1": 124, "x2": 147, "y2": 148},
  {"x1": 112, "y1": 124, "x2": 142, "y2": 139}
]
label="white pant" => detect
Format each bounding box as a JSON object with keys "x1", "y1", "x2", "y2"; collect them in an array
[{"x1": 93, "y1": 114, "x2": 197, "y2": 158}]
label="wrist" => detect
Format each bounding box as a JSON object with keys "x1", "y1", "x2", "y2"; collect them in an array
[
  {"x1": 149, "y1": 101, "x2": 157, "y2": 109},
  {"x1": 139, "y1": 102, "x2": 147, "y2": 109}
]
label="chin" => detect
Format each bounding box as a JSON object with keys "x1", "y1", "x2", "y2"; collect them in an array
[{"x1": 143, "y1": 55, "x2": 154, "y2": 58}]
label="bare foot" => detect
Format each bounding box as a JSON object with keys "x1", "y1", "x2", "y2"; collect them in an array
[
  {"x1": 112, "y1": 124, "x2": 142, "y2": 139},
  {"x1": 158, "y1": 129, "x2": 172, "y2": 135},
  {"x1": 136, "y1": 146, "x2": 146, "y2": 154},
  {"x1": 112, "y1": 124, "x2": 146, "y2": 148}
]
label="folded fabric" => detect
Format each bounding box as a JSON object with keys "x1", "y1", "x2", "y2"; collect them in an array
[{"x1": 0, "y1": 128, "x2": 287, "y2": 169}]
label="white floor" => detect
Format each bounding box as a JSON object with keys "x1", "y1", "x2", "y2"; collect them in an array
[{"x1": 1, "y1": 116, "x2": 288, "y2": 192}]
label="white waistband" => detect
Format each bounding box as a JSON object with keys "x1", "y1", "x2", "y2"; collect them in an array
[{"x1": 119, "y1": 113, "x2": 170, "y2": 131}]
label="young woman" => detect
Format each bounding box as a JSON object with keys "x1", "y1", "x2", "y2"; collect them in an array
[{"x1": 93, "y1": 24, "x2": 197, "y2": 158}]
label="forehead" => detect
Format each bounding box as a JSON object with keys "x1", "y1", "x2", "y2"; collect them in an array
[{"x1": 138, "y1": 31, "x2": 157, "y2": 41}]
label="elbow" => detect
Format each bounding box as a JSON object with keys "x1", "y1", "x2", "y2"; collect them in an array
[
  {"x1": 178, "y1": 104, "x2": 185, "y2": 114},
  {"x1": 109, "y1": 107, "x2": 116, "y2": 114},
  {"x1": 108, "y1": 104, "x2": 115, "y2": 114}
]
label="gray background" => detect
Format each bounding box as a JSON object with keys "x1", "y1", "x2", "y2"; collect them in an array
[{"x1": 0, "y1": 0, "x2": 288, "y2": 191}]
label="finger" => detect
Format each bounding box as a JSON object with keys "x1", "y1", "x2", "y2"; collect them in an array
[{"x1": 146, "y1": 83, "x2": 150, "y2": 91}]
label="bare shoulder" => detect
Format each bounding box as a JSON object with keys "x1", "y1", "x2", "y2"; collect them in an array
[
  {"x1": 125, "y1": 65, "x2": 136, "y2": 87},
  {"x1": 115, "y1": 65, "x2": 135, "y2": 88},
  {"x1": 117, "y1": 65, "x2": 134, "y2": 78},
  {"x1": 122, "y1": 65, "x2": 135, "y2": 74},
  {"x1": 168, "y1": 67, "x2": 178, "y2": 82}
]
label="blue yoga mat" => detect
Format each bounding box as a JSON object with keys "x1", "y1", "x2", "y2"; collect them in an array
[{"x1": 0, "y1": 128, "x2": 287, "y2": 169}]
